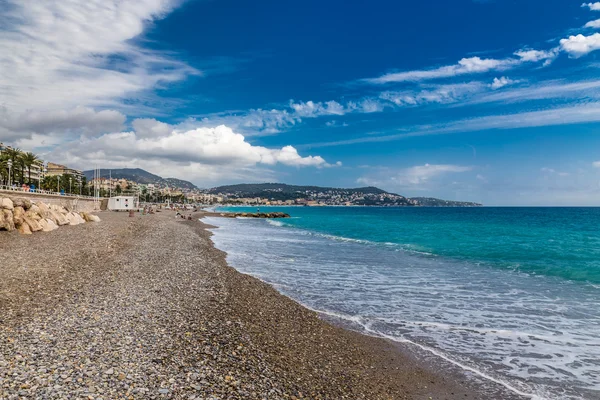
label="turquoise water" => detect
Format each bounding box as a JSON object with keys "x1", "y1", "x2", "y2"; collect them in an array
[
  {"x1": 209, "y1": 207, "x2": 600, "y2": 399},
  {"x1": 220, "y1": 206, "x2": 600, "y2": 285}
]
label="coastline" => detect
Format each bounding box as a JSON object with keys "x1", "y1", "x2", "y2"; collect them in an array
[{"x1": 1, "y1": 210, "x2": 523, "y2": 399}]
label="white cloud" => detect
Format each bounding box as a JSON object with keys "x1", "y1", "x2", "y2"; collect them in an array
[
  {"x1": 190, "y1": 98, "x2": 389, "y2": 137},
  {"x1": 490, "y1": 77, "x2": 518, "y2": 90},
  {"x1": 582, "y1": 2, "x2": 600, "y2": 11},
  {"x1": 358, "y1": 163, "x2": 472, "y2": 190},
  {"x1": 307, "y1": 102, "x2": 600, "y2": 148},
  {"x1": 52, "y1": 125, "x2": 338, "y2": 171},
  {"x1": 470, "y1": 78, "x2": 600, "y2": 104},
  {"x1": 593, "y1": 161, "x2": 600, "y2": 167},
  {"x1": 131, "y1": 118, "x2": 173, "y2": 138},
  {"x1": 560, "y1": 33, "x2": 600, "y2": 56},
  {"x1": 0, "y1": 0, "x2": 196, "y2": 113},
  {"x1": 365, "y1": 57, "x2": 517, "y2": 84},
  {"x1": 584, "y1": 19, "x2": 600, "y2": 28},
  {"x1": 0, "y1": 106, "x2": 126, "y2": 142},
  {"x1": 514, "y1": 49, "x2": 557, "y2": 63},
  {"x1": 380, "y1": 82, "x2": 485, "y2": 106}
]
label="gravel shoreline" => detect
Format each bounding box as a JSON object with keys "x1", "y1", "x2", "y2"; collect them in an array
[{"x1": 1, "y1": 211, "x2": 523, "y2": 399}]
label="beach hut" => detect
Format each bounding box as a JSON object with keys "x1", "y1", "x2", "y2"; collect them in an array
[{"x1": 107, "y1": 196, "x2": 137, "y2": 211}]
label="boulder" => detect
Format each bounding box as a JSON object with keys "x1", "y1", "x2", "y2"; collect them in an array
[
  {"x1": 17, "y1": 221, "x2": 32, "y2": 235},
  {"x1": 0, "y1": 197, "x2": 14, "y2": 211},
  {"x1": 75, "y1": 213, "x2": 86, "y2": 224},
  {"x1": 80, "y1": 212, "x2": 93, "y2": 222},
  {"x1": 11, "y1": 197, "x2": 32, "y2": 210},
  {"x1": 12, "y1": 206, "x2": 25, "y2": 226},
  {"x1": 88, "y1": 214, "x2": 101, "y2": 222},
  {"x1": 66, "y1": 212, "x2": 84, "y2": 226},
  {"x1": 36, "y1": 201, "x2": 50, "y2": 218},
  {"x1": 0, "y1": 209, "x2": 15, "y2": 231},
  {"x1": 29, "y1": 204, "x2": 42, "y2": 216},
  {"x1": 49, "y1": 209, "x2": 68, "y2": 226},
  {"x1": 38, "y1": 218, "x2": 50, "y2": 232},
  {"x1": 45, "y1": 218, "x2": 59, "y2": 231},
  {"x1": 25, "y1": 209, "x2": 42, "y2": 222},
  {"x1": 23, "y1": 216, "x2": 42, "y2": 232}
]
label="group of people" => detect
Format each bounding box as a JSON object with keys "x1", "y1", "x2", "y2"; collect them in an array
[{"x1": 175, "y1": 211, "x2": 193, "y2": 220}]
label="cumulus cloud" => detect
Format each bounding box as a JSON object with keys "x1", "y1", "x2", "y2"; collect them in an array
[
  {"x1": 560, "y1": 33, "x2": 600, "y2": 56},
  {"x1": 514, "y1": 49, "x2": 557, "y2": 63},
  {"x1": 0, "y1": 107, "x2": 126, "y2": 142},
  {"x1": 53, "y1": 125, "x2": 338, "y2": 171},
  {"x1": 582, "y1": 2, "x2": 600, "y2": 11},
  {"x1": 584, "y1": 19, "x2": 600, "y2": 28},
  {"x1": 490, "y1": 77, "x2": 518, "y2": 90},
  {"x1": 593, "y1": 161, "x2": 600, "y2": 167},
  {"x1": 131, "y1": 118, "x2": 173, "y2": 138}
]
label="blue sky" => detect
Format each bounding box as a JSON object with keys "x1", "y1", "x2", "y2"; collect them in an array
[{"x1": 2, "y1": 0, "x2": 600, "y2": 205}]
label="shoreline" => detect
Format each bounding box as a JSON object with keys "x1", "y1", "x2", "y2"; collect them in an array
[
  {"x1": 1, "y1": 210, "x2": 524, "y2": 399},
  {"x1": 199, "y1": 212, "x2": 529, "y2": 400}
]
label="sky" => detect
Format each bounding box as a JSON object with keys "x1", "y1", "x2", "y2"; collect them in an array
[{"x1": 2, "y1": 0, "x2": 600, "y2": 205}]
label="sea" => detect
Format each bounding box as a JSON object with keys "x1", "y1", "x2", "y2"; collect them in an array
[{"x1": 205, "y1": 206, "x2": 600, "y2": 400}]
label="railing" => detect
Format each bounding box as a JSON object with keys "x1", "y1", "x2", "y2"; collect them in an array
[{"x1": 0, "y1": 185, "x2": 99, "y2": 199}]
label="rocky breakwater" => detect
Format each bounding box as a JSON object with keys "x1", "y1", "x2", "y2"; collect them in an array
[
  {"x1": 0, "y1": 196, "x2": 101, "y2": 235},
  {"x1": 221, "y1": 211, "x2": 290, "y2": 219}
]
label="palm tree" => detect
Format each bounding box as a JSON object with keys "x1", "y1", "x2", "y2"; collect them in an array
[
  {"x1": 5, "y1": 147, "x2": 22, "y2": 185},
  {"x1": 0, "y1": 153, "x2": 9, "y2": 185},
  {"x1": 20, "y1": 151, "x2": 40, "y2": 185}
]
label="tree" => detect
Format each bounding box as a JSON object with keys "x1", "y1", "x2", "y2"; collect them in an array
[
  {"x1": 5, "y1": 147, "x2": 22, "y2": 184},
  {"x1": 20, "y1": 152, "x2": 40, "y2": 185},
  {"x1": 115, "y1": 184, "x2": 122, "y2": 195},
  {"x1": 0, "y1": 152, "x2": 9, "y2": 185}
]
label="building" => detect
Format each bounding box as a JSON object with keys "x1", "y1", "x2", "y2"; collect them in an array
[
  {"x1": 45, "y1": 162, "x2": 84, "y2": 183},
  {"x1": 0, "y1": 142, "x2": 45, "y2": 186},
  {"x1": 107, "y1": 196, "x2": 138, "y2": 211}
]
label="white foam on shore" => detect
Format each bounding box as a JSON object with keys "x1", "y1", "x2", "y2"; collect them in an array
[{"x1": 204, "y1": 216, "x2": 600, "y2": 400}]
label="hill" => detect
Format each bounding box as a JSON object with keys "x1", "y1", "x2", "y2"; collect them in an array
[
  {"x1": 83, "y1": 168, "x2": 198, "y2": 190},
  {"x1": 208, "y1": 183, "x2": 388, "y2": 196},
  {"x1": 209, "y1": 183, "x2": 481, "y2": 207}
]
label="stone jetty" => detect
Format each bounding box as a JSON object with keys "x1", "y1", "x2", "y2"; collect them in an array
[
  {"x1": 0, "y1": 196, "x2": 100, "y2": 234},
  {"x1": 220, "y1": 211, "x2": 290, "y2": 219}
]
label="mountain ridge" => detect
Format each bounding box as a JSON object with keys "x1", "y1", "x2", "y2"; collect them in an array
[{"x1": 82, "y1": 168, "x2": 198, "y2": 190}]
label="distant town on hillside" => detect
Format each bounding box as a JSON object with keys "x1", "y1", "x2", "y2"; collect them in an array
[
  {"x1": 0, "y1": 143, "x2": 481, "y2": 207},
  {"x1": 82, "y1": 169, "x2": 482, "y2": 207}
]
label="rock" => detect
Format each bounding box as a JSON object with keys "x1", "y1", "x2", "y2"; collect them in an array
[
  {"x1": 26, "y1": 209, "x2": 43, "y2": 222},
  {"x1": 36, "y1": 201, "x2": 51, "y2": 217},
  {"x1": 0, "y1": 197, "x2": 14, "y2": 210},
  {"x1": 29, "y1": 204, "x2": 42, "y2": 217},
  {"x1": 13, "y1": 206, "x2": 25, "y2": 226},
  {"x1": 38, "y1": 218, "x2": 58, "y2": 232},
  {"x1": 103, "y1": 368, "x2": 114, "y2": 375},
  {"x1": 66, "y1": 212, "x2": 85, "y2": 226},
  {"x1": 17, "y1": 221, "x2": 32, "y2": 235},
  {"x1": 0, "y1": 209, "x2": 15, "y2": 231},
  {"x1": 11, "y1": 197, "x2": 32, "y2": 210},
  {"x1": 49, "y1": 209, "x2": 69, "y2": 226},
  {"x1": 158, "y1": 388, "x2": 169, "y2": 394},
  {"x1": 89, "y1": 214, "x2": 101, "y2": 222},
  {"x1": 45, "y1": 218, "x2": 59, "y2": 231},
  {"x1": 24, "y1": 216, "x2": 43, "y2": 232}
]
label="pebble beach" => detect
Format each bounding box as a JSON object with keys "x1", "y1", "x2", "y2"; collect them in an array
[{"x1": 0, "y1": 211, "x2": 514, "y2": 399}]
